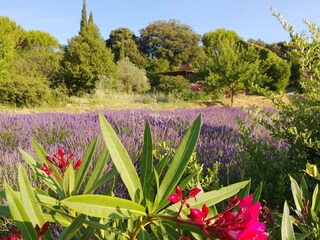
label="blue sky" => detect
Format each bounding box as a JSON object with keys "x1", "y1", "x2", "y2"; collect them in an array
[{"x1": 1, "y1": 0, "x2": 319, "y2": 45}]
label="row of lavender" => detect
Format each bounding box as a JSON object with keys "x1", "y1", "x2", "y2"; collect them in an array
[{"x1": 0, "y1": 107, "x2": 247, "y2": 187}]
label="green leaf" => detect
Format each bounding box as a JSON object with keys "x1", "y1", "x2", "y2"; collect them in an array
[
  {"x1": 99, "y1": 113, "x2": 143, "y2": 203},
  {"x1": 4, "y1": 182, "x2": 38, "y2": 240},
  {"x1": 18, "y1": 165, "x2": 53, "y2": 240},
  {"x1": 63, "y1": 165, "x2": 75, "y2": 196},
  {"x1": 61, "y1": 195, "x2": 146, "y2": 219},
  {"x1": 83, "y1": 148, "x2": 110, "y2": 194},
  {"x1": 253, "y1": 182, "x2": 263, "y2": 203},
  {"x1": 156, "y1": 115, "x2": 201, "y2": 210},
  {"x1": 311, "y1": 184, "x2": 320, "y2": 221},
  {"x1": 138, "y1": 229, "x2": 151, "y2": 240},
  {"x1": 31, "y1": 140, "x2": 62, "y2": 181},
  {"x1": 85, "y1": 167, "x2": 117, "y2": 195},
  {"x1": 58, "y1": 214, "x2": 87, "y2": 240},
  {"x1": 237, "y1": 179, "x2": 251, "y2": 199},
  {"x1": 140, "y1": 120, "x2": 154, "y2": 206},
  {"x1": 74, "y1": 138, "x2": 98, "y2": 194},
  {"x1": 18, "y1": 166, "x2": 45, "y2": 223},
  {"x1": 281, "y1": 201, "x2": 296, "y2": 240},
  {"x1": 0, "y1": 206, "x2": 11, "y2": 218},
  {"x1": 164, "y1": 180, "x2": 250, "y2": 215},
  {"x1": 289, "y1": 175, "x2": 303, "y2": 212},
  {"x1": 20, "y1": 148, "x2": 64, "y2": 197},
  {"x1": 155, "y1": 154, "x2": 170, "y2": 177}
]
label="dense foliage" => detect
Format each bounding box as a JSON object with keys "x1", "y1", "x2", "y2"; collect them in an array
[
  {"x1": 106, "y1": 27, "x2": 146, "y2": 68},
  {"x1": 116, "y1": 57, "x2": 150, "y2": 93},
  {"x1": 60, "y1": 11, "x2": 117, "y2": 95},
  {"x1": 139, "y1": 19, "x2": 203, "y2": 69}
]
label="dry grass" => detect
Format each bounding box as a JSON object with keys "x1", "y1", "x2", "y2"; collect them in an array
[{"x1": 0, "y1": 93, "x2": 291, "y2": 114}]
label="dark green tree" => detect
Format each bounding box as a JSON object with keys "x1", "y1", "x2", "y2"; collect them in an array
[
  {"x1": 61, "y1": 10, "x2": 116, "y2": 95},
  {"x1": 80, "y1": 0, "x2": 87, "y2": 34},
  {"x1": 139, "y1": 20, "x2": 202, "y2": 69},
  {"x1": 106, "y1": 27, "x2": 146, "y2": 67}
]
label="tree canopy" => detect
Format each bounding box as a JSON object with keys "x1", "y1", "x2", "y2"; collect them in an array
[
  {"x1": 204, "y1": 40, "x2": 267, "y2": 106},
  {"x1": 61, "y1": 9, "x2": 116, "y2": 95},
  {"x1": 139, "y1": 20, "x2": 202, "y2": 69},
  {"x1": 106, "y1": 27, "x2": 146, "y2": 67}
]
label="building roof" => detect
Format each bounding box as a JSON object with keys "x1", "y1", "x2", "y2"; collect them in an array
[{"x1": 158, "y1": 64, "x2": 194, "y2": 77}]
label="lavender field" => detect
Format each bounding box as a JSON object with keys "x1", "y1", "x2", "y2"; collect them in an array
[{"x1": 0, "y1": 107, "x2": 248, "y2": 187}]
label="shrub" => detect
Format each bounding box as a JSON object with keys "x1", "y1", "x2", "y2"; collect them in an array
[
  {"x1": 117, "y1": 57, "x2": 150, "y2": 93},
  {"x1": 0, "y1": 75, "x2": 53, "y2": 107},
  {"x1": 157, "y1": 75, "x2": 190, "y2": 96}
]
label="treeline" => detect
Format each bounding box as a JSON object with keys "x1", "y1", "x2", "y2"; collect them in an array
[{"x1": 0, "y1": 1, "x2": 301, "y2": 107}]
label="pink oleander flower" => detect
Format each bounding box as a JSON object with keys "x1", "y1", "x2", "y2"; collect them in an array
[
  {"x1": 35, "y1": 221, "x2": 50, "y2": 240},
  {"x1": 208, "y1": 194, "x2": 269, "y2": 240},
  {"x1": 187, "y1": 204, "x2": 209, "y2": 224},
  {"x1": 188, "y1": 187, "x2": 201, "y2": 200},
  {"x1": 168, "y1": 186, "x2": 183, "y2": 203},
  {"x1": 45, "y1": 148, "x2": 82, "y2": 173},
  {"x1": 1, "y1": 222, "x2": 50, "y2": 240},
  {"x1": 40, "y1": 164, "x2": 52, "y2": 175},
  {"x1": 168, "y1": 186, "x2": 202, "y2": 204}
]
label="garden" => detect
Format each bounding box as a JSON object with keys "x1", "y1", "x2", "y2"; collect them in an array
[{"x1": 0, "y1": 2, "x2": 320, "y2": 239}]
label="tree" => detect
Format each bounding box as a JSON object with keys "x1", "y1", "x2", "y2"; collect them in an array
[
  {"x1": 106, "y1": 27, "x2": 146, "y2": 68},
  {"x1": 0, "y1": 17, "x2": 25, "y2": 50},
  {"x1": 202, "y1": 29, "x2": 242, "y2": 51},
  {"x1": 204, "y1": 40, "x2": 267, "y2": 106},
  {"x1": 116, "y1": 57, "x2": 150, "y2": 93},
  {"x1": 139, "y1": 20, "x2": 202, "y2": 69},
  {"x1": 0, "y1": 35, "x2": 9, "y2": 78},
  {"x1": 61, "y1": 9, "x2": 116, "y2": 95},
  {"x1": 9, "y1": 30, "x2": 62, "y2": 81},
  {"x1": 80, "y1": 0, "x2": 87, "y2": 34}
]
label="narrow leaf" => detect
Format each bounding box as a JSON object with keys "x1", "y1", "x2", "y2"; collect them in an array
[
  {"x1": 58, "y1": 214, "x2": 86, "y2": 240},
  {"x1": 290, "y1": 175, "x2": 302, "y2": 212},
  {"x1": 156, "y1": 115, "x2": 201, "y2": 210},
  {"x1": 74, "y1": 138, "x2": 98, "y2": 193},
  {"x1": 253, "y1": 182, "x2": 263, "y2": 203},
  {"x1": 20, "y1": 148, "x2": 64, "y2": 197},
  {"x1": 4, "y1": 182, "x2": 38, "y2": 239},
  {"x1": 164, "y1": 181, "x2": 250, "y2": 215},
  {"x1": 84, "y1": 148, "x2": 110, "y2": 194},
  {"x1": 99, "y1": 113, "x2": 143, "y2": 203},
  {"x1": 281, "y1": 201, "x2": 296, "y2": 240},
  {"x1": 140, "y1": 120, "x2": 153, "y2": 206},
  {"x1": 85, "y1": 167, "x2": 117, "y2": 195},
  {"x1": 61, "y1": 195, "x2": 146, "y2": 219},
  {"x1": 63, "y1": 165, "x2": 75, "y2": 196},
  {"x1": 0, "y1": 206, "x2": 11, "y2": 217}
]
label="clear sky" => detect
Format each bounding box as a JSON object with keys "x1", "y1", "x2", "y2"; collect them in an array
[{"x1": 1, "y1": 0, "x2": 319, "y2": 45}]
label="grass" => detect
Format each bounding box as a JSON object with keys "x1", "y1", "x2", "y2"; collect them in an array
[{"x1": 0, "y1": 92, "x2": 290, "y2": 113}]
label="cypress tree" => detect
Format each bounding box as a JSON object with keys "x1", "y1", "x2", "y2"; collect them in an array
[
  {"x1": 61, "y1": 7, "x2": 117, "y2": 95},
  {"x1": 80, "y1": 0, "x2": 87, "y2": 34}
]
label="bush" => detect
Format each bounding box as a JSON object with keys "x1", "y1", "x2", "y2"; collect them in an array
[
  {"x1": 157, "y1": 75, "x2": 190, "y2": 95},
  {"x1": 116, "y1": 57, "x2": 150, "y2": 93},
  {"x1": 0, "y1": 76, "x2": 53, "y2": 107}
]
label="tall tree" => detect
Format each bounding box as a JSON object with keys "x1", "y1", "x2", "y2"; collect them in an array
[
  {"x1": 61, "y1": 8, "x2": 116, "y2": 95},
  {"x1": 106, "y1": 27, "x2": 146, "y2": 67},
  {"x1": 139, "y1": 20, "x2": 202, "y2": 69},
  {"x1": 80, "y1": 0, "x2": 87, "y2": 34}
]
